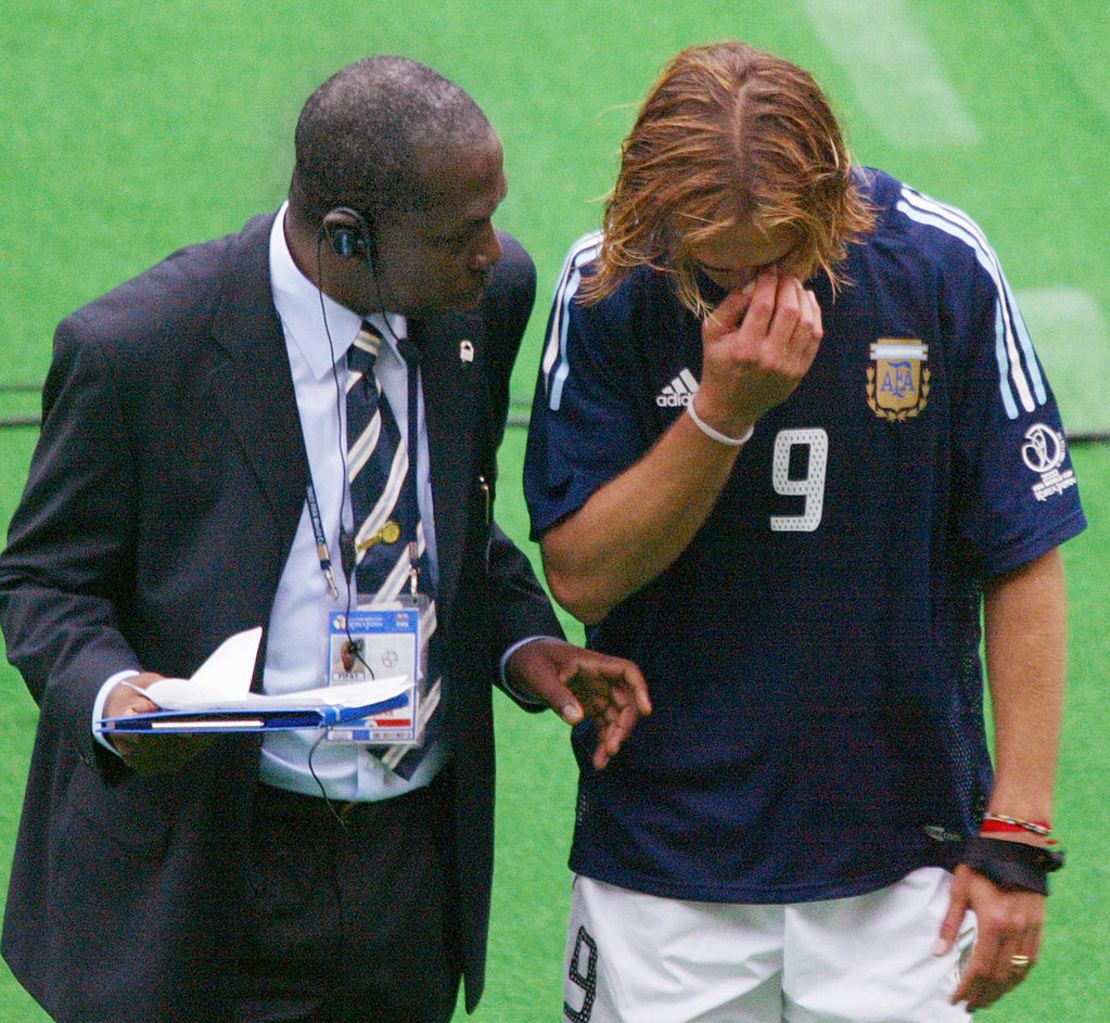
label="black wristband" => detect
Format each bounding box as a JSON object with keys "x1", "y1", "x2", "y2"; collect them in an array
[{"x1": 958, "y1": 835, "x2": 1065, "y2": 895}]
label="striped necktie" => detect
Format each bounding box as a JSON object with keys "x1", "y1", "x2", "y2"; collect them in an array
[{"x1": 346, "y1": 320, "x2": 440, "y2": 777}]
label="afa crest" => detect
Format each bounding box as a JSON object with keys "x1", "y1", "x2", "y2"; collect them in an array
[{"x1": 866, "y1": 339, "x2": 930, "y2": 420}]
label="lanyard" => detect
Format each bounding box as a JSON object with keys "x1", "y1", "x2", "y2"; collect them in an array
[
  {"x1": 305, "y1": 475, "x2": 340, "y2": 600},
  {"x1": 304, "y1": 335, "x2": 421, "y2": 601}
]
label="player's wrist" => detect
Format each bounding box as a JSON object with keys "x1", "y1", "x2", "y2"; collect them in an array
[
  {"x1": 959, "y1": 834, "x2": 1065, "y2": 894},
  {"x1": 687, "y1": 394, "x2": 754, "y2": 447}
]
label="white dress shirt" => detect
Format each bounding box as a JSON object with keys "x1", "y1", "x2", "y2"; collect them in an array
[{"x1": 258, "y1": 203, "x2": 446, "y2": 800}]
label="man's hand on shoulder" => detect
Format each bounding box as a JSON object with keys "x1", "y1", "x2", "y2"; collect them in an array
[
  {"x1": 505, "y1": 639, "x2": 651, "y2": 769},
  {"x1": 103, "y1": 672, "x2": 213, "y2": 776}
]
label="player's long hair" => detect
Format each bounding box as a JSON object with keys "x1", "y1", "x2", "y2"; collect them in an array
[{"x1": 582, "y1": 40, "x2": 876, "y2": 316}]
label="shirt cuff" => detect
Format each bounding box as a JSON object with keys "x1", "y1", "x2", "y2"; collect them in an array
[
  {"x1": 92, "y1": 669, "x2": 140, "y2": 755},
  {"x1": 499, "y1": 635, "x2": 558, "y2": 706}
]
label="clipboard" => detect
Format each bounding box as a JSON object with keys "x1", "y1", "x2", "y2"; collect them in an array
[
  {"x1": 94, "y1": 626, "x2": 413, "y2": 735},
  {"x1": 97, "y1": 693, "x2": 409, "y2": 733}
]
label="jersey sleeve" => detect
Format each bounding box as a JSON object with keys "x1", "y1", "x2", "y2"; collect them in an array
[
  {"x1": 920, "y1": 196, "x2": 1088, "y2": 575},
  {"x1": 524, "y1": 233, "x2": 649, "y2": 539}
]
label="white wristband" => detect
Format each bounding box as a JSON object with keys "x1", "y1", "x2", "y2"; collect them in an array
[{"x1": 687, "y1": 399, "x2": 754, "y2": 447}]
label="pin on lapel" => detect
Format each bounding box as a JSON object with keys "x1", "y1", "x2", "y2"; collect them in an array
[{"x1": 459, "y1": 339, "x2": 474, "y2": 364}]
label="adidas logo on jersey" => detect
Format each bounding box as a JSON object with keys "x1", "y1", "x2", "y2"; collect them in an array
[{"x1": 656, "y1": 369, "x2": 700, "y2": 407}]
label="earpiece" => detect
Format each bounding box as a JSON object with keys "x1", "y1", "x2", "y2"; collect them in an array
[{"x1": 321, "y1": 206, "x2": 379, "y2": 274}]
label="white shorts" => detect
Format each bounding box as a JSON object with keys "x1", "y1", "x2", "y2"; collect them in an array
[{"x1": 563, "y1": 868, "x2": 975, "y2": 1023}]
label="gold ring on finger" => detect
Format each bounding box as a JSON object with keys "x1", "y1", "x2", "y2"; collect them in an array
[{"x1": 1009, "y1": 954, "x2": 1033, "y2": 968}]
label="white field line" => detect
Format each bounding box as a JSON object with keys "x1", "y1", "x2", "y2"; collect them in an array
[
  {"x1": 802, "y1": 0, "x2": 980, "y2": 148},
  {"x1": 1016, "y1": 287, "x2": 1109, "y2": 434}
]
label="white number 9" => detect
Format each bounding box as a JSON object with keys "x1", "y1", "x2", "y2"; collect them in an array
[{"x1": 770, "y1": 428, "x2": 828, "y2": 532}]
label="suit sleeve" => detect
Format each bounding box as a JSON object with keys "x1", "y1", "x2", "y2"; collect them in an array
[
  {"x1": 0, "y1": 318, "x2": 142, "y2": 764},
  {"x1": 480, "y1": 234, "x2": 564, "y2": 697}
]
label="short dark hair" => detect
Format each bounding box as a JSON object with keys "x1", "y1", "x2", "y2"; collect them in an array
[{"x1": 289, "y1": 56, "x2": 493, "y2": 228}]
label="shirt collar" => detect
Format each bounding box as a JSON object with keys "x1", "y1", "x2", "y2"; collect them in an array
[{"x1": 269, "y1": 201, "x2": 407, "y2": 379}]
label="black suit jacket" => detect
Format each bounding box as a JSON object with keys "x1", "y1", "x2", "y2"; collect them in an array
[{"x1": 0, "y1": 212, "x2": 561, "y2": 1022}]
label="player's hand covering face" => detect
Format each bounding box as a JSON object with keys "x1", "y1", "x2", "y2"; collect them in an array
[{"x1": 693, "y1": 268, "x2": 824, "y2": 440}]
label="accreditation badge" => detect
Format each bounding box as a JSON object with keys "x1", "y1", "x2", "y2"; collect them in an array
[{"x1": 323, "y1": 596, "x2": 429, "y2": 746}]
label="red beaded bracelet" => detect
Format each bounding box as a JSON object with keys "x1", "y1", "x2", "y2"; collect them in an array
[{"x1": 981, "y1": 813, "x2": 1051, "y2": 836}]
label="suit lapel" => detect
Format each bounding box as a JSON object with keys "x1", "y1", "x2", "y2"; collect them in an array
[
  {"x1": 203, "y1": 213, "x2": 308, "y2": 561},
  {"x1": 412, "y1": 312, "x2": 484, "y2": 633},
  {"x1": 194, "y1": 214, "x2": 493, "y2": 629}
]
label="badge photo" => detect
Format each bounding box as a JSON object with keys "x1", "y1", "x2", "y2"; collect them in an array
[{"x1": 324, "y1": 605, "x2": 427, "y2": 745}]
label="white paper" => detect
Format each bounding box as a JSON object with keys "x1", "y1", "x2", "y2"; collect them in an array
[{"x1": 134, "y1": 627, "x2": 411, "y2": 712}]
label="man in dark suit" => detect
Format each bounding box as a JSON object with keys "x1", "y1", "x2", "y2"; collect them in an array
[{"x1": 0, "y1": 57, "x2": 649, "y2": 1023}]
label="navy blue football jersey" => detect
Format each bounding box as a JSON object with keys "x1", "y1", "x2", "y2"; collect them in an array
[{"x1": 524, "y1": 169, "x2": 1086, "y2": 903}]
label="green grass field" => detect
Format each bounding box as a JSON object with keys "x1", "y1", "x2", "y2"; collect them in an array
[{"x1": 0, "y1": 2, "x2": 1106, "y2": 1020}]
